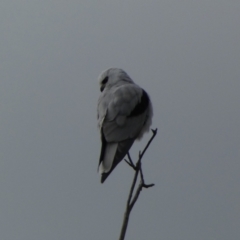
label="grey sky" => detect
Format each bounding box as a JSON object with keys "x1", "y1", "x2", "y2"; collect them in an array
[{"x1": 0, "y1": 1, "x2": 239, "y2": 239}]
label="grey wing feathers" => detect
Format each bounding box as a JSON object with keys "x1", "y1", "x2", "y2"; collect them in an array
[
  {"x1": 99, "y1": 84, "x2": 144, "y2": 140},
  {"x1": 103, "y1": 113, "x2": 148, "y2": 142}
]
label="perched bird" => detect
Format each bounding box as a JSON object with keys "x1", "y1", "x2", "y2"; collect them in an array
[{"x1": 97, "y1": 68, "x2": 153, "y2": 183}]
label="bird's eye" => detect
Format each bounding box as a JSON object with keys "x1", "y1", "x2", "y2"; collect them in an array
[{"x1": 102, "y1": 76, "x2": 108, "y2": 84}]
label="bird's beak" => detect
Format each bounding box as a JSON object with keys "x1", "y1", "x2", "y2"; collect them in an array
[{"x1": 100, "y1": 85, "x2": 105, "y2": 92}]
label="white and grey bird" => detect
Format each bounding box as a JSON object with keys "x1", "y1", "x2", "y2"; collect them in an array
[{"x1": 97, "y1": 68, "x2": 153, "y2": 183}]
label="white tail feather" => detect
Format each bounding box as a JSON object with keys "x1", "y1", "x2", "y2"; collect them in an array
[{"x1": 99, "y1": 143, "x2": 118, "y2": 173}]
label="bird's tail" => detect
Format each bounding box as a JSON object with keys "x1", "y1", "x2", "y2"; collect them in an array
[{"x1": 100, "y1": 138, "x2": 134, "y2": 183}]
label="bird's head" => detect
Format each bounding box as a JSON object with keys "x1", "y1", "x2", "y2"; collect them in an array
[{"x1": 98, "y1": 68, "x2": 133, "y2": 92}]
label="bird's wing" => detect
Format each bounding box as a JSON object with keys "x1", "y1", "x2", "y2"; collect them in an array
[
  {"x1": 101, "y1": 84, "x2": 149, "y2": 142},
  {"x1": 98, "y1": 84, "x2": 151, "y2": 183}
]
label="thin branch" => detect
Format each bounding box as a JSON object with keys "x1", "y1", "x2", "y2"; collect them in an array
[
  {"x1": 124, "y1": 152, "x2": 136, "y2": 170},
  {"x1": 127, "y1": 152, "x2": 134, "y2": 165},
  {"x1": 119, "y1": 128, "x2": 157, "y2": 240},
  {"x1": 119, "y1": 166, "x2": 139, "y2": 240},
  {"x1": 126, "y1": 164, "x2": 139, "y2": 207},
  {"x1": 129, "y1": 182, "x2": 142, "y2": 212},
  {"x1": 138, "y1": 128, "x2": 158, "y2": 162},
  {"x1": 139, "y1": 163, "x2": 155, "y2": 188}
]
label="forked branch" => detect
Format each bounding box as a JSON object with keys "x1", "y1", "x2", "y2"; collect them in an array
[{"x1": 119, "y1": 128, "x2": 157, "y2": 240}]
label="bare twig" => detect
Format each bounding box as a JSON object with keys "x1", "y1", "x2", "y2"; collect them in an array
[
  {"x1": 124, "y1": 152, "x2": 136, "y2": 170},
  {"x1": 119, "y1": 128, "x2": 157, "y2": 240}
]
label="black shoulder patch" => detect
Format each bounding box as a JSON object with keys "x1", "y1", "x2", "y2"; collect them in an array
[{"x1": 128, "y1": 89, "x2": 149, "y2": 117}]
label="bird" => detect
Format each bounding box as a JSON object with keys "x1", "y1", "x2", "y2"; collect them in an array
[{"x1": 97, "y1": 68, "x2": 153, "y2": 183}]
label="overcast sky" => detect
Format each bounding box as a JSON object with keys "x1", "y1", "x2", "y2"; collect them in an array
[{"x1": 0, "y1": 1, "x2": 239, "y2": 240}]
